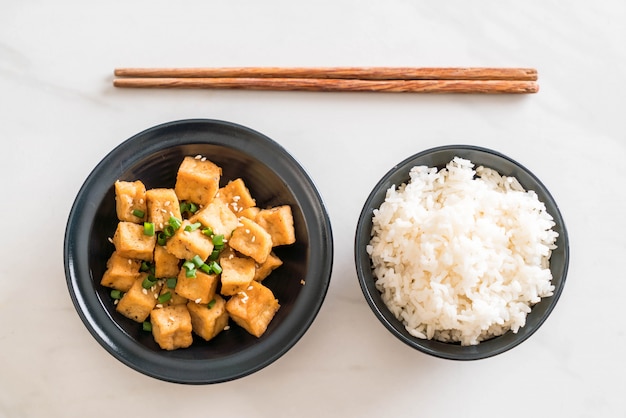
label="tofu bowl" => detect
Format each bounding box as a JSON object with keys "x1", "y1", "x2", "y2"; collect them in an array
[
  {"x1": 64, "y1": 119, "x2": 333, "y2": 383},
  {"x1": 354, "y1": 145, "x2": 569, "y2": 360}
]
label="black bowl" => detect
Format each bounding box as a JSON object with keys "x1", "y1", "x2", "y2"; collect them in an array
[
  {"x1": 355, "y1": 145, "x2": 569, "y2": 360},
  {"x1": 64, "y1": 119, "x2": 333, "y2": 383}
]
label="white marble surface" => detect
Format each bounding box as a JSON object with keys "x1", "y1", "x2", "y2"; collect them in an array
[{"x1": 1, "y1": 1, "x2": 625, "y2": 417}]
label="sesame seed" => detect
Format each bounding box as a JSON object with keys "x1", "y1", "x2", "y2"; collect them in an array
[
  {"x1": 153, "y1": 293, "x2": 158, "y2": 299},
  {"x1": 107, "y1": 237, "x2": 113, "y2": 244},
  {"x1": 247, "y1": 286, "x2": 253, "y2": 290},
  {"x1": 300, "y1": 280, "x2": 306, "y2": 285},
  {"x1": 128, "y1": 259, "x2": 132, "y2": 264},
  {"x1": 224, "y1": 325, "x2": 230, "y2": 331},
  {"x1": 169, "y1": 316, "x2": 175, "y2": 322},
  {"x1": 195, "y1": 298, "x2": 202, "y2": 303},
  {"x1": 233, "y1": 196, "x2": 240, "y2": 202},
  {"x1": 139, "y1": 198, "x2": 144, "y2": 204},
  {"x1": 161, "y1": 208, "x2": 167, "y2": 213},
  {"x1": 142, "y1": 288, "x2": 148, "y2": 295},
  {"x1": 251, "y1": 236, "x2": 256, "y2": 242},
  {"x1": 114, "y1": 299, "x2": 119, "y2": 305},
  {"x1": 156, "y1": 304, "x2": 163, "y2": 308},
  {"x1": 195, "y1": 154, "x2": 202, "y2": 160},
  {"x1": 164, "y1": 201, "x2": 171, "y2": 206},
  {"x1": 245, "y1": 229, "x2": 250, "y2": 234},
  {"x1": 159, "y1": 223, "x2": 164, "y2": 229},
  {"x1": 228, "y1": 254, "x2": 234, "y2": 259},
  {"x1": 201, "y1": 157, "x2": 207, "y2": 162}
]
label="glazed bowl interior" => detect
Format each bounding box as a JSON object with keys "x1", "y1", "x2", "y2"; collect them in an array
[
  {"x1": 65, "y1": 119, "x2": 333, "y2": 383},
  {"x1": 355, "y1": 145, "x2": 569, "y2": 360}
]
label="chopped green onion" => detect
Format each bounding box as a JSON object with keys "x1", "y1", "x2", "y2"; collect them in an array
[
  {"x1": 179, "y1": 202, "x2": 189, "y2": 213},
  {"x1": 208, "y1": 248, "x2": 221, "y2": 261},
  {"x1": 201, "y1": 227, "x2": 213, "y2": 237},
  {"x1": 158, "y1": 292, "x2": 172, "y2": 304},
  {"x1": 188, "y1": 202, "x2": 198, "y2": 213},
  {"x1": 207, "y1": 299, "x2": 216, "y2": 309},
  {"x1": 163, "y1": 225, "x2": 175, "y2": 237},
  {"x1": 199, "y1": 263, "x2": 212, "y2": 274},
  {"x1": 132, "y1": 209, "x2": 145, "y2": 218},
  {"x1": 166, "y1": 277, "x2": 177, "y2": 289},
  {"x1": 140, "y1": 261, "x2": 150, "y2": 272},
  {"x1": 169, "y1": 216, "x2": 182, "y2": 230},
  {"x1": 110, "y1": 289, "x2": 124, "y2": 299},
  {"x1": 143, "y1": 222, "x2": 155, "y2": 236},
  {"x1": 142, "y1": 321, "x2": 152, "y2": 332},
  {"x1": 157, "y1": 232, "x2": 168, "y2": 246},
  {"x1": 182, "y1": 260, "x2": 196, "y2": 278},
  {"x1": 212, "y1": 234, "x2": 225, "y2": 249},
  {"x1": 210, "y1": 261, "x2": 222, "y2": 275},
  {"x1": 180, "y1": 201, "x2": 199, "y2": 214},
  {"x1": 191, "y1": 254, "x2": 204, "y2": 268},
  {"x1": 185, "y1": 222, "x2": 202, "y2": 232},
  {"x1": 142, "y1": 275, "x2": 157, "y2": 289}
]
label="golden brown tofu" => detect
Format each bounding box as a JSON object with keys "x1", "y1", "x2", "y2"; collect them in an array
[
  {"x1": 146, "y1": 188, "x2": 182, "y2": 232},
  {"x1": 253, "y1": 252, "x2": 283, "y2": 282},
  {"x1": 150, "y1": 305, "x2": 193, "y2": 350},
  {"x1": 114, "y1": 180, "x2": 147, "y2": 223},
  {"x1": 187, "y1": 296, "x2": 229, "y2": 341},
  {"x1": 165, "y1": 220, "x2": 214, "y2": 261},
  {"x1": 228, "y1": 217, "x2": 273, "y2": 264},
  {"x1": 116, "y1": 274, "x2": 162, "y2": 322},
  {"x1": 174, "y1": 268, "x2": 219, "y2": 304},
  {"x1": 238, "y1": 206, "x2": 260, "y2": 220},
  {"x1": 220, "y1": 255, "x2": 255, "y2": 296},
  {"x1": 153, "y1": 245, "x2": 180, "y2": 278},
  {"x1": 189, "y1": 198, "x2": 239, "y2": 239},
  {"x1": 100, "y1": 251, "x2": 142, "y2": 292},
  {"x1": 225, "y1": 281, "x2": 280, "y2": 338},
  {"x1": 255, "y1": 205, "x2": 296, "y2": 246},
  {"x1": 112, "y1": 221, "x2": 156, "y2": 261},
  {"x1": 218, "y1": 178, "x2": 256, "y2": 214},
  {"x1": 175, "y1": 156, "x2": 221, "y2": 206}
]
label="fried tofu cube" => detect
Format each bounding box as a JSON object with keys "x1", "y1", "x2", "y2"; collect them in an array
[
  {"x1": 114, "y1": 180, "x2": 147, "y2": 223},
  {"x1": 116, "y1": 274, "x2": 161, "y2": 322},
  {"x1": 153, "y1": 245, "x2": 180, "y2": 278},
  {"x1": 220, "y1": 256, "x2": 255, "y2": 296},
  {"x1": 254, "y1": 252, "x2": 283, "y2": 281},
  {"x1": 239, "y1": 206, "x2": 260, "y2": 220},
  {"x1": 150, "y1": 305, "x2": 193, "y2": 350},
  {"x1": 189, "y1": 199, "x2": 239, "y2": 239},
  {"x1": 228, "y1": 217, "x2": 273, "y2": 264},
  {"x1": 112, "y1": 221, "x2": 156, "y2": 261},
  {"x1": 174, "y1": 268, "x2": 219, "y2": 304},
  {"x1": 146, "y1": 188, "x2": 182, "y2": 232},
  {"x1": 100, "y1": 251, "x2": 142, "y2": 292},
  {"x1": 187, "y1": 296, "x2": 229, "y2": 341},
  {"x1": 219, "y1": 178, "x2": 256, "y2": 214},
  {"x1": 175, "y1": 156, "x2": 221, "y2": 206},
  {"x1": 255, "y1": 205, "x2": 296, "y2": 246},
  {"x1": 165, "y1": 220, "x2": 214, "y2": 261},
  {"x1": 226, "y1": 281, "x2": 280, "y2": 338}
]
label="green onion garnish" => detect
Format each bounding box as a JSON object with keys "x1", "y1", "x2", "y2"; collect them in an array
[
  {"x1": 140, "y1": 261, "x2": 150, "y2": 272},
  {"x1": 182, "y1": 260, "x2": 196, "y2": 278},
  {"x1": 212, "y1": 234, "x2": 225, "y2": 249},
  {"x1": 208, "y1": 248, "x2": 221, "y2": 261},
  {"x1": 132, "y1": 209, "x2": 145, "y2": 218},
  {"x1": 163, "y1": 225, "x2": 175, "y2": 237},
  {"x1": 143, "y1": 222, "x2": 155, "y2": 236},
  {"x1": 199, "y1": 263, "x2": 212, "y2": 274},
  {"x1": 157, "y1": 232, "x2": 167, "y2": 246},
  {"x1": 191, "y1": 254, "x2": 204, "y2": 268},
  {"x1": 201, "y1": 227, "x2": 213, "y2": 237},
  {"x1": 169, "y1": 216, "x2": 182, "y2": 230},
  {"x1": 142, "y1": 275, "x2": 157, "y2": 289},
  {"x1": 210, "y1": 261, "x2": 222, "y2": 275},
  {"x1": 158, "y1": 292, "x2": 172, "y2": 304},
  {"x1": 166, "y1": 277, "x2": 177, "y2": 289},
  {"x1": 185, "y1": 222, "x2": 202, "y2": 232},
  {"x1": 207, "y1": 299, "x2": 216, "y2": 309},
  {"x1": 110, "y1": 289, "x2": 124, "y2": 299},
  {"x1": 142, "y1": 321, "x2": 152, "y2": 332}
]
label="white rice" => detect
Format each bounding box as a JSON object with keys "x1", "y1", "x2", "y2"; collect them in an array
[{"x1": 366, "y1": 157, "x2": 558, "y2": 345}]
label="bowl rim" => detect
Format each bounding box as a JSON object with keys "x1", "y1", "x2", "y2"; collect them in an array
[
  {"x1": 354, "y1": 144, "x2": 569, "y2": 360},
  {"x1": 64, "y1": 118, "x2": 334, "y2": 383}
]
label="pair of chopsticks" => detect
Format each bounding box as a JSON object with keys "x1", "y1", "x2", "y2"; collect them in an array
[{"x1": 113, "y1": 67, "x2": 539, "y2": 94}]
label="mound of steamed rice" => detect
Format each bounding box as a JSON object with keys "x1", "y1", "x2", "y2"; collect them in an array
[{"x1": 366, "y1": 157, "x2": 558, "y2": 346}]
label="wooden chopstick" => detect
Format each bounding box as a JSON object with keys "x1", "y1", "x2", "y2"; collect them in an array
[
  {"x1": 112, "y1": 67, "x2": 539, "y2": 94},
  {"x1": 114, "y1": 67, "x2": 537, "y2": 81}
]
